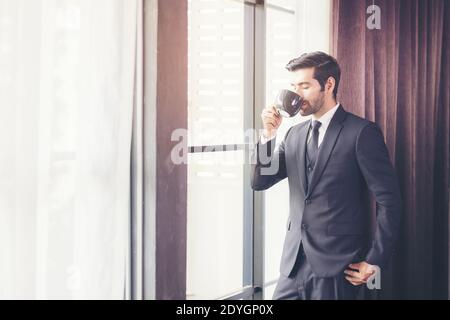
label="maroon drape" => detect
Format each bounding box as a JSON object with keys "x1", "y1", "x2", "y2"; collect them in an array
[{"x1": 332, "y1": 0, "x2": 449, "y2": 299}]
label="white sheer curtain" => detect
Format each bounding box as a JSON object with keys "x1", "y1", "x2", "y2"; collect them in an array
[{"x1": 0, "y1": 0, "x2": 139, "y2": 299}]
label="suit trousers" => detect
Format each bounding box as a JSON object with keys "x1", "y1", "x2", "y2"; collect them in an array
[{"x1": 272, "y1": 244, "x2": 360, "y2": 300}]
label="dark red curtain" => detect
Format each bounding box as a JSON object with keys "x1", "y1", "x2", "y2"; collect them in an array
[{"x1": 332, "y1": 0, "x2": 449, "y2": 299}]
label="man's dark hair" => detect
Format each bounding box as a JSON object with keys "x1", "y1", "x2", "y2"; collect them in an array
[{"x1": 285, "y1": 51, "x2": 341, "y2": 98}]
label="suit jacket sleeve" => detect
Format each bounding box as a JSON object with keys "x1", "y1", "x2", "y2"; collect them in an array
[
  {"x1": 356, "y1": 122, "x2": 402, "y2": 268},
  {"x1": 251, "y1": 128, "x2": 292, "y2": 191}
]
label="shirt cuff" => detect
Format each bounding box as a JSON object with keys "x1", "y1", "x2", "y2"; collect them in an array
[{"x1": 260, "y1": 134, "x2": 276, "y2": 144}]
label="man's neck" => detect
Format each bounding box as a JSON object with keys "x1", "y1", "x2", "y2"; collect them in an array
[{"x1": 313, "y1": 99, "x2": 338, "y2": 119}]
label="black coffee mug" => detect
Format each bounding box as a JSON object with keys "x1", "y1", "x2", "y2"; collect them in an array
[{"x1": 274, "y1": 89, "x2": 304, "y2": 118}]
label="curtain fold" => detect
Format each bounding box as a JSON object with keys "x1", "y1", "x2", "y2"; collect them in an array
[
  {"x1": 332, "y1": 0, "x2": 449, "y2": 299},
  {"x1": 130, "y1": 0, "x2": 146, "y2": 300}
]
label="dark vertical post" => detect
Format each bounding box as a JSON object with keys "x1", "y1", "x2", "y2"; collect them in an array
[{"x1": 155, "y1": 0, "x2": 188, "y2": 300}]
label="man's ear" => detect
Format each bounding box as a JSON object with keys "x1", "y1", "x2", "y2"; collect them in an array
[{"x1": 326, "y1": 77, "x2": 336, "y2": 94}]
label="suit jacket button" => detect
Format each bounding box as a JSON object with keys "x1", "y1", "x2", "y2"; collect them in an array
[{"x1": 302, "y1": 224, "x2": 308, "y2": 230}]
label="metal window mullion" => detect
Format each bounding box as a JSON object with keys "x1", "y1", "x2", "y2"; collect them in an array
[
  {"x1": 188, "y1": 144, "x2": 246, "y2": 153},
  {"x1": 229, "y1": 0, "x2": 264, "y2": 6},
  {"x1": 140, "y1": 0, "x2": 157, "y2": 300},
  {"x1": 242, "y1": 1, "x2": 256, "y2": 298},
  {"x1": 252, "y1": 0, "x2": 266, "y2": 301},
  {"x1": 220, "y1": 285, "x2": 261, "y2": 300}
]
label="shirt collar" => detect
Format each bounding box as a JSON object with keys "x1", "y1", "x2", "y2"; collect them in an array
[{"x1": 311, "y1": 103, "x2": 340, "y2": 131}]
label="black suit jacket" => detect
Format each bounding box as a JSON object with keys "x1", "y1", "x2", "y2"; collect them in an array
[{"x1": 251, "y1": 105, "x2": 402, "y2": 277}]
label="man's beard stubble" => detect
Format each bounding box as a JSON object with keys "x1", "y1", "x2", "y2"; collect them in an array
[{"x1": 300, "y1": 91, "x2": 325, "y2": 117}]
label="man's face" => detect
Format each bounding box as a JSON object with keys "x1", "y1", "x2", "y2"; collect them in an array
[{"x1": 289, "y1": 67, "x2": 325, "y2": 117}]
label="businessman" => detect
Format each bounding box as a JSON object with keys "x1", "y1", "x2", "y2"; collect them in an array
[{"x1": 251, "y1": 52, "x2": 401, "y2": 300}]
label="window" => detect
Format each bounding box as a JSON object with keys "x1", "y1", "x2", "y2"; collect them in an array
[
  {"x1": 187, "y1": 0, "x2": 331, "y2": 300},
  {"x1": 186, "y1": 0, "x2": 250, "y2": 300}
]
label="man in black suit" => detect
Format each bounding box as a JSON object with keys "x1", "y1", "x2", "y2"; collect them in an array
[{"x1": 251, "y1": 52, "x2": 401, "y2": 300}]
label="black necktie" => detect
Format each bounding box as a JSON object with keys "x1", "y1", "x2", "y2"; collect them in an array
[{"x1": 307, "y1": 120, "x2": 322, "y2": 166}]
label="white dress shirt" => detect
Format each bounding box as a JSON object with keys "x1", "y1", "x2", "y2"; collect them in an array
[
  {"x1": 308, "y1": 103, "x2": 340, "y2": 147},
  {"x1": 261, "y1": 103, "x2": 340, "y2": 146}
]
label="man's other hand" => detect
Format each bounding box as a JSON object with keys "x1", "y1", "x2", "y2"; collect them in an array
[{"x1": 344, "y1": 261, "x2": 378, "y2": 286}]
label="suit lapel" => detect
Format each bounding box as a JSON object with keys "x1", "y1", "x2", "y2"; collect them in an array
[
  {"x1": 295, "y1": 122, "x2": 309, "y2": 196},
  {"x1": 306, "y1": 105, "x2": 347, "y2": 198}
]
